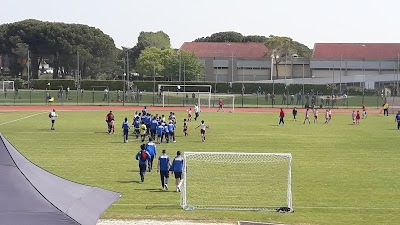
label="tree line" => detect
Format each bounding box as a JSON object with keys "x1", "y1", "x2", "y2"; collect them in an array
[{"x1": 0, "y1": 20, "x2": 311, "y2": 82}]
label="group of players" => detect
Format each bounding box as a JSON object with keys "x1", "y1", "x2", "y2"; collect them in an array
[
  {"x1": 135, "y1": 145, "x2": 184, "y2": 192},
  {"x1": 279, "y1": 105, "x2": 369, "y2": 126},
  {"x1": 103, "y1": 104, "x2": 210, "y2": 191}
]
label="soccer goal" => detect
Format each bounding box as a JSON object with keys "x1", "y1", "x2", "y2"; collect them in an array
[
  {"x1": 198, "y1": 94, "x2": 235, "y2": 112},
  {"x1": 158, "y1": 84, "x2": 212, "y2": 93},
  {"x1": 162, "y1": 91, "x2": 211, "y2": 107},
  {"x1": 0, "y1": 81, "x2": 15, "y2": 92},
  {"x1": 181, "y1": 152, "x2": 293, "y2": 212}
]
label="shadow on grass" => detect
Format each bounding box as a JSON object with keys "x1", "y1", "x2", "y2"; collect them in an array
[
  {"x1": 116, "y1": 180, "x2": 141, "y2": 184},
  {"x1": 145, "y1": 204, "x2": 181, "y2": 210}
]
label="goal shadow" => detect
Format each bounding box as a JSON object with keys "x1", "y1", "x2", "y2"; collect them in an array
[{"x1": 238, "y1": 222, "x2": 288, "y2": 225}]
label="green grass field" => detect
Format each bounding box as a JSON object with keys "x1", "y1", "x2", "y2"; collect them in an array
[{"x1": 0, "y1": 110, "x2": 399, "y2": 225}]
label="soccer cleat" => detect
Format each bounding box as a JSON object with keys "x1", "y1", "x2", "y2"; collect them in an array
[
  {"x1": 173, "y1": 140, "x2": 176, "y2": 143},
  {"x1": 165, "y1": 184, "x2": 168, "y2": 190}
]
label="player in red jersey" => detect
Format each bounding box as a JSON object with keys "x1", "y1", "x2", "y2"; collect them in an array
[
  {"x1": 362, "y1": 105, "x2": 367, "y2": 119},
  {"x1": 183, "y1": 119, "x2": 188, "y2": 136},
  {"x1": 106, "y1": 111, "x2": 115, "y2": 134},
  {"x1": 356, "y1": 110, "x2": 361, "y2": 125},
  {"x1": 217, "y1": 98, "x2": 224, "y2": 112},
  {"x1": 278, "y1": 108, "x2": 285, "y2": 126}
]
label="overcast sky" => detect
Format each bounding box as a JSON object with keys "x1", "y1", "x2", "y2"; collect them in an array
[{"x1": 1, "y1": 0, "x2": 399, "y2": 49}]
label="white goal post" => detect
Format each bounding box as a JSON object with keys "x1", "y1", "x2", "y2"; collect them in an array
[
  {"x1": 158, "y1": 84, "x2": 212, "y2": 94},
  {"x1": 198, "y1": 94, "x2": 235, "y2": 112},
  {"x1": 162, "y1": 91, "x2": 211, "y2": 107},
  {"x1": 181, "y1": 152, "x2": 293, "y2": 212},
  {"x1": 0, "y1": 81, "x2": 15, "y2": 92}
]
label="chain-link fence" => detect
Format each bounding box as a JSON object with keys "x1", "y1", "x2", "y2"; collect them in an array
[{"x1": 0, "y1": 88, "x2": 396, "y2": 111}]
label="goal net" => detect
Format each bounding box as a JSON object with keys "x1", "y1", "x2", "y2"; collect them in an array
[
  {"x1": 162, "y1": 91, "x2": 210, "y2": 107},
  {"x1": 198, "y1": 94, "x2": 235, "y2": 112},
  {"x1": 0, "y1": 81, "x2": 15, "y2": 92},
  {"x1": 181, "y1": 152, "x2": 293, "y2": 212},
  {"x1": 158, "y1": 84, "x2": 212, "y2": 94}
]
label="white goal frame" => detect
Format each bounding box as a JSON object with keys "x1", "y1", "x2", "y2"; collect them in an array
[
  {"x1": 0, "y1": 81, "x2": 15, "y2": 92},
  {"x1": 162, "y1": 91, "x2": 211, "y2": 107},
  {"x1": 158, "y1": 84, "x2": 212, "y2": 94},
  {"x1": 198, "y1": 94, "x2": 235, "y2": 112},
  {"x1": 181, "y1": 152, "x2": 293, "y2": 212}
]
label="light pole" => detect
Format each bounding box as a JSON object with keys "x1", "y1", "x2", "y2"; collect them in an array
[
  {"x1": 179, "y1": 51, "x2": 182, "y2": 81},
  {"x1": 302, "y1": 62, "x2": 305, "y2": 106},
  {"x1": 227, "y1": 43, "x2": 234, "y2": 82},
  {"x1": 122, "y1": 46, "x2": 131, "y2": 94},
  {"x1": 153, "y1": 65, "x2": 155, "y2": 106},
  {"x1": 361, "y1": 45, "x2": 366, "y2": 105},
  {"x1": 215, "y1": 67, "x2": 218, "y2": 96},
  {"x1": 340, "y1": 54, "x2": 342, "y2": 93},
  {"x1": 27, "y1": 49, "x2": 30, "y2": 89}
]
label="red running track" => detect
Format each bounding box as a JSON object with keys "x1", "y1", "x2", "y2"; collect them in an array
[{"x1": 0, "y1": 105, "x2": 383, "y2": 114}]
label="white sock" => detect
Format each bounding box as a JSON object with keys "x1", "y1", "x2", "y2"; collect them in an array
[{"x1": 165, "y1": 178, "x2": 169, "y2": 185}]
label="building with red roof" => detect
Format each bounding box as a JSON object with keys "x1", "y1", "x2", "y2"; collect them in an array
[
  {"x1": 311, "y1": 43, "x2": 400, "y2": 90},
  {"x1": 180, "y1": 42, "x2": 311, "y2": 83},
  {"x1": 180, "y1": 42, "x2": 273, "y2": 82}
]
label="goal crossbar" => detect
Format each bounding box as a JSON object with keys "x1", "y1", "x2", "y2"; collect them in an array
[
  {"x1": 158, "y1": 84, "x2": 212, "y2": 93},
  {"x1": 162, "y1": 91, "x2": 211, "y2": 107},
  {"x1": 198, "y1": 94, "x2": 235, "y2": 112},
  {"x1": 181, "y1": 152, "x2": 293, "y2": 212}
]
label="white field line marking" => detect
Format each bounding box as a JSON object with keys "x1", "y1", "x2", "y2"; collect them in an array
[
  {"x1": 113, "y1": 204, "x2": 400, "y2": 211},
  {"x1": 0, "y1": 112, "x2": 47, "y2": 126},
  {"x1": 295, "y1": 206, "x2": 400, "y2": 210}
]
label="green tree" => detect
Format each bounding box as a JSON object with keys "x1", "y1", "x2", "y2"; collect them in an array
[
  {"x1": 194, "y1": 31, "x2": 244, "y2": 42},
  {"x1": 0, "y1": 19, "x2": 117, "y2": 80},
  {"x1": 165, "y1": 51, "x2": 204, "y2": 81},
  {"x1": 243, "y1": 35, "x2": 268, "y2": 43},
  {"x1": 135, "y1": 47, "x2": 173, "y2": 79},
  {"x1": 129, "y1": 31, "x2": 171, "y2": 69},
  {"x1": 265, "y1": 36, "x2": 295, "y2": 79},
  {"x1": 265, "y1": 35, "x2": 312, "y2": 79},
  {"x1": 136, "y1": 47, "x2": 203, "y2": 81}
]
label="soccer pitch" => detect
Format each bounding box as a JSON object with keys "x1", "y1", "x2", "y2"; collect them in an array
[{"x1": 0, "y1": 109, "x2": 399, "y2": 225}]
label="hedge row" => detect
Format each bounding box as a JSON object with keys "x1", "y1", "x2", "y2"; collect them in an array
[{"x1": 24, "y1": 79, "x2": 377, "y2": 96}]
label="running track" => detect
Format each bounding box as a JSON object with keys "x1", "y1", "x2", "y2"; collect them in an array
[{"x1": 0, "y1": 105, "x2": 383, "y2": 114}]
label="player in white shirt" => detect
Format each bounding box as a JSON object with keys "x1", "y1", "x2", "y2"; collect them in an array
[
  {"x1": 352, "y1": 110, "x2": 356, "y2": 125},
  {"x1": 194, "y1": 103, "x2": 200, "y2": 121},
  {"x1": 324, "y1": 109, "x2": 329, "y2": 124},
  {"x1": 48, "y1": 109, "x2": 58, "y2": 130},
  {"x1": 313, "y1": 109, "x2": 318, "y2": 123},
  {"x1": 195, "y1": 120, "x2": 209, "y2": 142},
  {"x1": 187, "y1": 108, "x2": 192, "y2": 122},
  {"x1": 303, "y1": 108, "x2": 311, "y2": 124}
]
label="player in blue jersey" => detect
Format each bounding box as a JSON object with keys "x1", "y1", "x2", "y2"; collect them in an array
[
  {"x1": 133, "y1": 117, "x2": 140, "y2": 138},
  {"x1": 157, "y1": 149, "x2": 171, "y2": 190},
  {"x1": 163, "y1": 122, "x2": 170, "y2": 143},
  {"x1": 168, "y1": 121, "x2": 176, "y2": 143},
  {"x1": 170, "y1": 151, "x2": 184, "y2": 192},
  {"x1": 144, "y1": 113, "x2": 151, "y2": 135},
  {"x1": 395, "y1": 111, "x2": 400, "y2": 130},
  {"x1": 121, "y1": 117, "x2": 130, "y2": 143},
  {"x1": 150, "y1": 117, "x2": 158, "y2": 140},
  {"x1": 135, "y1": 144, "x2": 151, "y2": 182},
  {"x1": 156, "y1": 121, "x2": 164, "y2": 144},
  {"x1": 145, "y1": 137, "x2": 157, "y2": 172}
]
